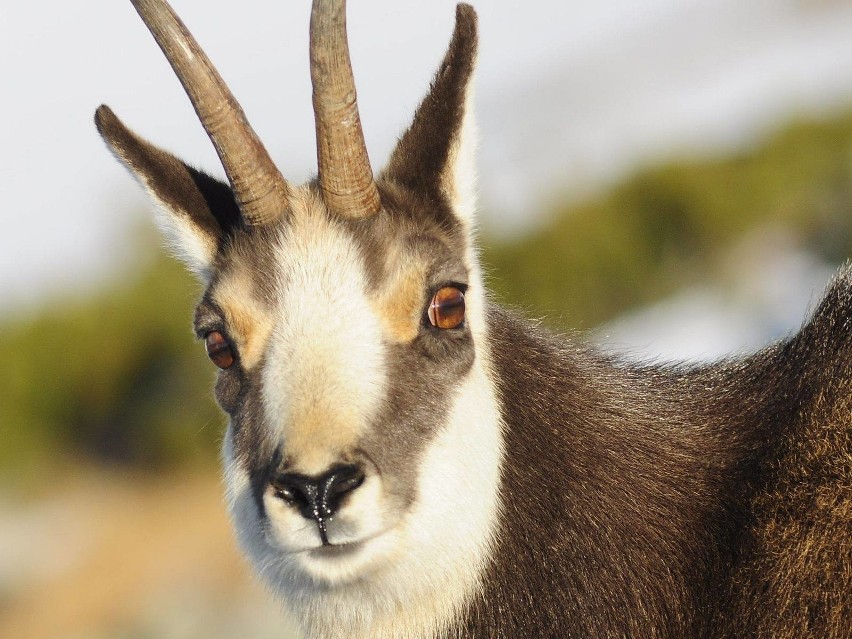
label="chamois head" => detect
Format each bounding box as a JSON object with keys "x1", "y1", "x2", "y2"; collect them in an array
[{"x1": 97, "y1": 0, "x2": 502, "y2": 634}]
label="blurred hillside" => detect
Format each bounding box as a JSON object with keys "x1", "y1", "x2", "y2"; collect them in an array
[
  {"x1": 2, "y1": 111, "x2": 852, "y2": 481},
  {"x1": 0, "y1": 257, "x2": 220, "y2": 482},
  {"x1": 485, "y1": 112, "x2": 852, "y2": 330}
]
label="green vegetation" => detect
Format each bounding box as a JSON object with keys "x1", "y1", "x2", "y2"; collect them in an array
[
  {"x1": 485, "y1": 114, "x2": 852, "y2": 328},
  {"x1": 0, "y1": 256, "x2": 221, "y2": 478},
  {"x1": 2, "y1": 112, "x2": 851, "y2": 478}
]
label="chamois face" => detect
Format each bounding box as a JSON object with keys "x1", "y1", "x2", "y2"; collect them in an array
[
  {"x1": 97, "y1": 2, "x2": 504, "y2": 630},
  {"x1": 204, "y1": 181, "x2": 491, "y2": 587}
]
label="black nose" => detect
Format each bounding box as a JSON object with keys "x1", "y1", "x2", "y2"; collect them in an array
[{"x1": 271, "y1": 464, "x2": 365, "y2": 535}]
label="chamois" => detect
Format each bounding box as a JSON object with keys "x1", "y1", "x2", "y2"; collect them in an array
[{"x1": 96, "y1": 0, "x2": 852, "y2": 637}]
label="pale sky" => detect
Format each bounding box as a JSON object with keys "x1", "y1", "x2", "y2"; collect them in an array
[{"x1": 2, "y1": 0, "x2": 852, "y2": 314}]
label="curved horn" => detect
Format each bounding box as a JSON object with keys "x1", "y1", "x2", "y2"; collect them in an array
[
  {"x1": 310, "y1": 0, "x2": 381, "y2": 219},
  {"x1": 131, "y1": 0, "x2": 288, "y2": 226}
]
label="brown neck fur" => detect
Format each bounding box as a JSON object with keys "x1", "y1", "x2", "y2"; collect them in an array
[{"x1": 448, "y1": 268, "x2": 852, "y2": 638}]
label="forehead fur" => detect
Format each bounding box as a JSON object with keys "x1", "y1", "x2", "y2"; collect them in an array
[
  {"x1": 262, "y1": 186, "x2": 387, "y2": 472},
  {"x1": 200, "y1": 180, "x2": 472, "y2": 348},
  {"x1": 197, "y1": 181, "x2": 474, "y2": 474}
]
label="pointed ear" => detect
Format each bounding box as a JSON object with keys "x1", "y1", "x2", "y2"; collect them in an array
[
  {"x1": 95, "y1": 105, "x2": 241, "y2": 279},
  {"x1": 382, "y1": 4, "x2": 478, "y2": 225}
]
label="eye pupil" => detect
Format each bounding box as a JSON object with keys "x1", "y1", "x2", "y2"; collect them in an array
[
  {"x1": 205, "y1": 331, "x2": 235, "y2": 369},
  {"x1": 428, "y1": 287, "x2": 466, "y2": 329}
]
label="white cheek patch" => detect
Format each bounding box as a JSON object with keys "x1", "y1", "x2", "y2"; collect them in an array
[
  {"x1": 272, "y1": 356, "x2": 504, "y2": 639},
  {"x1": 378, "y1": 303, "x2": 502, "y2": 635},
  {"x1": 221, "y1": 425, "x2": 273, "y2": 573},
  {"x1": 262, "y1": 191, "x2": 387, "y2": 474},
  {"x1": 346, "y1": 274, "x2": 503, "y2": 638}
]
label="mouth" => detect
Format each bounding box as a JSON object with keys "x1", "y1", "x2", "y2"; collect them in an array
[
  {"x1": 272, "y1": 524, "x2": 402, "y2": 584},
  {"x1": 307, "y1": 539, "x2": 368, "y2": 559},
  {"x1": 299, "y1": 527, "x2": 390, "y2": 561}
]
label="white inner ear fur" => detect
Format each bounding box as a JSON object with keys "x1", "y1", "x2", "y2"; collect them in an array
[
  {"x1": 107, "y1": 142, "x2": 218, "y2": 281},
  {"x1": 440, "y1": 73, "x2": 479, "y2": 231},
  {"x1": 150, "y1": 197, "x2": 217, "y2": 281}
]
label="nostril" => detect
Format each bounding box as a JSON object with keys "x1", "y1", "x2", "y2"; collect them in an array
[
  {"x1": 270, "y1": 464, "x2": 366, "y2": 522},
  {"x1": 271, "y1": 473, "x2": 315, "y2": 513},
  {"x1": 273, "y1": 482, "x2": 297, "y2": 503},
  {"x1": 328, "y1": 466, "x2": 365, "y2": 499}
]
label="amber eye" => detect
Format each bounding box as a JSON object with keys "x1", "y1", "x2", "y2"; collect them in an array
[
  {"x1": 205, "y1": 330, "x2": 235, "y2": 369},
  {"x1": 428, "y1": 286, "x2": 466, "y2": 329}
]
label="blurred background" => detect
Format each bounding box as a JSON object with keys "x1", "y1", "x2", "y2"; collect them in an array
[{"x1": 2, "y1": 0, "x2": 852, "y2": 637}]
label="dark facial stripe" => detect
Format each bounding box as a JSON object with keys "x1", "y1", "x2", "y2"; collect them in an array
[{"x1": 210, "y1": 180, "x2": 477, "y2": 524}]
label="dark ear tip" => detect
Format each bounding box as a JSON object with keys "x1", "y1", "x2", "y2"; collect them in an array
[
  {"x1": 449, "y1": 4, "x2": 478, "y2": 64},
  {"x1": 453, "y1": 4, "x2": 478, "y2": 50},
  {"x1": 94, "y1": 105, "x2": 137, "y2": 153},
  {"x1": 94, "y1": 104, "x2": 118, "y2": 136},
  {"x1": 455, "y1": 3, "x2": 478, "y2": 27}
]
